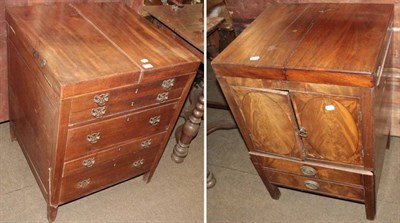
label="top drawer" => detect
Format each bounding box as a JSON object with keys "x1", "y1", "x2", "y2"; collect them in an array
[{"x1": 68, "y1": 75, "x2": 189, "y2": 125}]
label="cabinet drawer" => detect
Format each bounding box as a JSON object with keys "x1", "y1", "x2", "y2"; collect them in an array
[
  {"x1": 63, "y1": 131, "x2": 167, "y2": 177},
  {"x1": 59, "y1": 146, "x2": 157, "y2": 203},
  {"x1": 252, "y1": 155, "x2": 362, "y2": 186},
  {"x1": 265, "y1": 170, "x2": 364, "y2": 202},
  {"x1": 68, "y1": 75, "x2": 188, "y2": 125},
  {"x1": 65, "y1": 103, "x2": 177, "y2": 160}
]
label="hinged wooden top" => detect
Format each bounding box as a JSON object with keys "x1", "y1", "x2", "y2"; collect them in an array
[
  {"x1": 212, "y1": 4, "x2": 394, "y2": 88},
  {"x1": 6, "y1": 3, "x2": 200, "y2": 97}
]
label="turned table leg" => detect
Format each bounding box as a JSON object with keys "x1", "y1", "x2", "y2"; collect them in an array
[
  {"x1": 172, "y1": 92, "x2": 204, "y2": 163},
  {"x1": 47, "y1": 205, "x2": 58, "y2": 223}
]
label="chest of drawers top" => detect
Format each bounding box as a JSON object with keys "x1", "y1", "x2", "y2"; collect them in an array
[
  {"x1": 212, "y1": 3, "x2": 393, "y2": 87},
  {"x1": 6, "y1": 2, "x2": 200, "y2": 98}
]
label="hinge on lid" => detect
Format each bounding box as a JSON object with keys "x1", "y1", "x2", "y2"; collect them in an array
[
  {"x1": 361, "y1": 147, "x2": 364, "y2": 158},
  {"x1": 359, "y1": 111, "x2": 362, "y2": 122}
]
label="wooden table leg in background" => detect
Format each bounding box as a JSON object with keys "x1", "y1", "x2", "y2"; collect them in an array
[{"x1": 172, "y1": 91, "x2": 204, "y2": 163}]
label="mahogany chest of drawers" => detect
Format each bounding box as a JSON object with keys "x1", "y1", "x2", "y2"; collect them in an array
[
  {"x1": 212, "y1": 3, "x2": 394, "y2": 220},
  {"x1": 6, "y1": 3, "x2": 199, "y2": 222}
]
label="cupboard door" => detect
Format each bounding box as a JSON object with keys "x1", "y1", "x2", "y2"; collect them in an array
[
  {"x1": 231, "y1": 87, "x2": 304, "y2": 159},
  {"x1": 291, "y1": 93, "x2": 362, "y2": 165}
]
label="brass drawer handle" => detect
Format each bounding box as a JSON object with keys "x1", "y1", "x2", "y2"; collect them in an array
[
  {"x1": 82, "y1": 157, "x2": 96, "y2": 168},
  {"x1": 141, "y1": 139, "x2": 152, "y2": 149},
  {"x1": 78, "y1": 178, "x2": 91, "y2": 188},
  {"x1": 91, "y1": 106, "x2": 106, "y2": 118},
  {"x1": 93, "y1": 93, "x2": 110, "y2": 106},
  {"x1": 149, "y1": 115, "x2": 161, "y2": 126},
  {"x1": 298, "y1": 127, "x2": 308, "y2": 138},
  {"x1": 156, "y1": 92, "x2": 169, "y2": 103},
  {"x1": 87, "y1": 132, "x2": 101, "y2": 144},
  {"x1": 132, "y1": 159, "x2": 145, "y2": 168},
  {"x1": 32, "y1": 48, "x2": 39, "y2": 59},
  {"x1": 40, "y1": 58, "x2": 47, "y2": 68},
  {"x1": 304, "y1": 180, "x2": 320, "y2": 190},
  {"x1": 161, "y1": 78, "x2": 175, "y2": 91},
  {"x1": 300, "y1": 166, "x2": 317, "y2": 176}
]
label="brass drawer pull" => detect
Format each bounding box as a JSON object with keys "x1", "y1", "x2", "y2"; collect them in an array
[
  {"x1": 298, "y1": 127, "x2": 308, "y2": 138},
  {"x1": 300, "y1": 166, "x2": 317, "y2": 176},
  {"x1": 304, "y1": 180, "x2": 320, "y2": 190},
  {"x1": 132, "y1": 159, "x2": 145, "y2": 168},
  {"x1": 40, "y1": 58, "x2": 47, "y2": 67},
  {"x1": 93, "y1": 93, "x2": 110, "y2": 106},
  {"x1": 149, "y1": 115, "x2": 161, "y2": 126},
  {"x1": 87, "y1": 132, "x2": 100, "y2": 144},
  {"x1": 78, "y1": 178, "x2": 91, "y2": 188},
  {"x1": 32, "y1": 48, "x2": 39, "y2": 59},
  {"x1": 161, "y1": 78, "x2": 175, "y2": 91},
  {"x1": 91, "y1": 106, "x2": 106, "y2": 118},
  {"x1": 156, "y1": 92, "x2": 169, "y2": 103},
  {"x1": 82, "y1": 157, "x2": 96, "y2": 168},
  {"x1": 141, "y1": 139, "x2": 152, "y2": 149}
]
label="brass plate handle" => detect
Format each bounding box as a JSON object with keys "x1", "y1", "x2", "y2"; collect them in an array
[
  {"x1": 132, "y1": 159, "x2": 145, "y2": 168},
  {"x1": 91, "y1": 106, "x2": 106, "y2": 118},
  {"x1": 93, "y1": 93, "x2": 110, "y2": 106},
  {"x1": 300, "y1": 166, "x2": 317, "y2": 176},
  {"x1": 149, "y1": 115, "x2": 161, "y2": 126},
  {"x1": 156, "y1": 92, "x2": 169, "y2": 103},
  {"x1": 298, "y1": 127, "x2": 308, "y2": 138},
  {"x1": 141, "y1": 139, "x2": 152, "y2": 149},
  {"x1": 82, "y1": 157, "x2": 96, "y2": 168},
  {"x1": 87, "y1": 132, "x2": 100, "y2": 144},
  {"x1": 78, "y1": 178, "x2": 91, "y2": 188},
  {"x1": 304, "y1": 180, "x2": 320, "y2": 190},
  {"x1": 161, "y1": 78, "x2": 175, "y2": 91}
]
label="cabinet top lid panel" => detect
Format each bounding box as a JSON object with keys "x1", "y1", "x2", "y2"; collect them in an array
[
  {"x1": 212, "y1": 3, "x2": 393, "y2": 87},
  {"x1": 6, "y1": 3, "x2": 200, "y2": 94}
]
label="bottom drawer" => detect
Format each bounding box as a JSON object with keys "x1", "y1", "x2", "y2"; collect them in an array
[
  {"x1": 59, "y1": 146, "x2": 157, "y2": 203},
  {"x1": 265, "y1": 170, "x2": 364, "y2": 202}
]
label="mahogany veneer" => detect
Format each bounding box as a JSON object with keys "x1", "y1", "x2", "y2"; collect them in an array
[
  {"x1": 6, "y1": 2, "x2": 199, "y2": 222},
  {"x1": 212, "y1": 3, "x2": 393, "y2": 220}
]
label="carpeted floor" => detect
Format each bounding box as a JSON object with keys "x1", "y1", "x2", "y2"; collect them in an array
[
  {"x1": 0, "y1": 118, "x2": 204, "y2": 223},
  {"x1": 206, "y1": 64, "x2": 400, "y2": 223}
]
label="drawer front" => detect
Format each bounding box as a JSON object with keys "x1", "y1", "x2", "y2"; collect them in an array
[
  {"x1": 68, "y1": 75, "x2": 188, "y2": 125},
  {"x1": 252, "y1": 155, "x2": 362, "y2": 186},
  {"x1": 59, "y1": 146, "x2": 157, "y2": 203},
  {"x1": 265, "y1": 170, "x2": 364, "y2": 202},
  {"x1": 63, "y1": 131, "x2": 167, "y2": 177},
  {"x1": 65, "y1": 103, "x2": 177, "y2": 160}
]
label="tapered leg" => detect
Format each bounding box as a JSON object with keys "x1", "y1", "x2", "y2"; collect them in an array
[
  {"x1": 363, "y1": 175, "x2": 376, "y2": 220},
  {"x1": 251, "y1": 158, "x2": 281, "y2": 200},
  {"x1": 47, "y1": 205, "x2": 58, "y2": 223},
  {"x1": 386, "y1": 131, "x2": 391, "y2": 149},
  {"x1": 207, "y1": 169, "x2": 216, "y2": 189},
  {"x1": 9, "y1": 122, "x2": 16, "y2": 142},
  {"x1": 171, "y1": 92, "x2": 204, "y2": 163}
]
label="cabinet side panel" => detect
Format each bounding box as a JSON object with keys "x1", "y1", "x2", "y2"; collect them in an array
[{"x1": 8, "y1": 39, "x2": 59, "y2": 199}]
